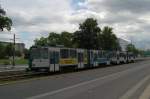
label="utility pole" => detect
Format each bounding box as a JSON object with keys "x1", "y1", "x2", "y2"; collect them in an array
[{"x1": 12, "y1": 33, "x2": 15, "y2": 68}]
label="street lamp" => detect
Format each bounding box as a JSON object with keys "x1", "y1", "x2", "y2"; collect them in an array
[{"x1": 10, "y1": 34, "x2": 19, "y2": 68}]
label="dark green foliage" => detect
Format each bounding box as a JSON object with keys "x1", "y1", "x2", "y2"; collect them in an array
[
  {"x1": 0, "y1": 7, "x2": 5, "y2": 15},
  {"x1": 47, "y1": 32, "x2": 61, "y2": 46},
  {"x1": 101, "y1": 26, "x2": 121, "y2": 51},
  {"x1": 0, "y1": 43, "x2": 7, "y2": 59},
  {"x1": 5, "y1": 43, "x2": 13, "y2": 57},
  {"x1": 0, "y1": 43, "x2": 23, "y2": 59},
  {"x1": 60, "y1": 31, "x2": 73, "y2": 47},
  {"x1": 0, "y1": 16, "x2": 12, "y2": 31},
  {"x1": 34, "y1": 32, "x2": 74, "y2": 48},
  {"x1": 34, "y1": 18, "x2": 121, "y2": 51},
  {"x1": 24, "y1": 48, "x2": 29, "y2": 59},
  {"x1": 34, "y1": 37, "x2": 48, "y2": 46},
  {"x1": 126, "y1": 44, "x2": 139, "y2": 54},
  {"x1": 0, "y1": 6, "x2": 12, "y2": 31},
  {"x1": 73, "y1": 18, "x2": 101, "y2": 49},
  {"x1": 15, "y1": 50, "x2": 22, "y2": 57}
]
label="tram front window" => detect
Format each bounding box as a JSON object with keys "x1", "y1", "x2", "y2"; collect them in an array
[
  {"x1": 40, "y1": 48, "x2": 48, "y2": 59},
  {"x1": 31, "y1": 48, "x2": 48, "y2": 59},
  {"x1": 31, "y1": 48, "x2": 40, "y2": 59}
]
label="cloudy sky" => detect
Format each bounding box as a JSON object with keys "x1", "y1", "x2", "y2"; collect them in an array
[{"x1": 1, "y1": 0, "x2": 150, "y2": 49}]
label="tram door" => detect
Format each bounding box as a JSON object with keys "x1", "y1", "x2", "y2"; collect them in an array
[
  {"x1": 49, "y1": 48, "x2": 60, "y2": 72},
  {"x1": 77, "y1": 49, "x2": 84, "y2": 69},
  {"x1": 93, "y1": 51, "x2": 98, "y2": 67}
]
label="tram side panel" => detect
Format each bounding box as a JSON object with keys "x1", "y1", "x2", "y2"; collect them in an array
[{"x1": 59, "y1": 48, "x2": 78, "y2": 70}]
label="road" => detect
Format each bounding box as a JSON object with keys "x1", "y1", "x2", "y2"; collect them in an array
[{"x1": 0, "y1": 60, "x2": 150, "y2": 99}]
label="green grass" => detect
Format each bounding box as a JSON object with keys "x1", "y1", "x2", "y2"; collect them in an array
[
  {"x1": 0, "y1": 58, "x2": 28, "y2": 65},
  {"x1": 15, "y1": 59, "x2": 28, "y2": 65}
]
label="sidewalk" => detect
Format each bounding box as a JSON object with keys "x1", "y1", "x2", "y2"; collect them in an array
[{"x1": 139, "y1": 83, "x2": 150, "y2": 99}]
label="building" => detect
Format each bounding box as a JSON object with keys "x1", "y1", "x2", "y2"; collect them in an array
[
  {"x1": 0, "y1": 41, "x2": 25, "y2": 56},
  {"x1": 118, "y1": 38, "x2": 130, "y2": 51}
]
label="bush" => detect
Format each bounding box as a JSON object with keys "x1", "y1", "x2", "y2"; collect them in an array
[{"x1": 3, "y1": 60, "x2": 10, "y2": 65}]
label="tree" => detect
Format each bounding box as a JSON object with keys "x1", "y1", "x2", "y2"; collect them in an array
[
  {"x1": 5, "y1": 43, "x2": 13, "y2": 57},
  {"x1": 34, "y1": 32, "x2": 74, "y2": 47},
  {"x1": 0, "y1": 6, "x2": 6, "y2": 15},
  {"x1": 60, "y1": 31, "x2": 73, "y2": 47},
  {"x1": 126, "y1": 44, "x2": 139, "y2": 54},
  {"x1": 24, "y1": 48, "x2": 29, "y2": 59},
  {"x1": 73, "y1": 18, "x2": 101, "y2": 49},
  {"x1": 47, "y1": 32, "x2": 61, "y2": 46},
  {"x1": 34, "y1": 37, "x2": 48, "y2": 46},
  {"x1": 0, "y1": 43, "x2": 7, "y2": 59},
  {"x1": 0, "y1": 6, "x2": 12, "y2": 31},
  {"x1": 101, "y1": 26, "x2": 120, "y2": 51},
  {"x1": 15, "y1": 50, "x2": 22, "y2": 57}
]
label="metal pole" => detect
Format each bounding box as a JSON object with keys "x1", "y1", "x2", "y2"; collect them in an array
[{"x1": 12, "y1": 34, "x2": 15, "y2": 68}]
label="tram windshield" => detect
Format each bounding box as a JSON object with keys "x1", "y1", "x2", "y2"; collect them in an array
[
  {"x1": 31, "y1": 48, "x2": 48, "y2": 59},
  {"x1": 31, "y1": 48, "x2": 40, "y2": 59}
]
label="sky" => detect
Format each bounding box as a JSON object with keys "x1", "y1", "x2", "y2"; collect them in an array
[{"x1": 0, "y1": 0, "x2": 150, "y2": 49}]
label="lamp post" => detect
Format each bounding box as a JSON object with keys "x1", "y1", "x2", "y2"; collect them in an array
[{"x1": 12, "y1": 33, "x2": 15, "y2": 68}]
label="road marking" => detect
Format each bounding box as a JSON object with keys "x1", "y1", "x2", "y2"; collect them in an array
[
  {"x1": 27, "y1": 64, "x2": 148, "y2": 99},
  {"x1": 139, "y1": 83, "x2": 150, "y2": 99},
  {"x1": 119, "y1": 75, "x2": 150, "y2": 99}
]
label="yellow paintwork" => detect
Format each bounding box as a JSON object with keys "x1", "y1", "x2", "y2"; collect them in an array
[
  {"x1": 84, "y1": 58, "x2": 88, "y2": 64},
  {"x1": 60, "y1": 58, "x2": 77, "y2": 65}
]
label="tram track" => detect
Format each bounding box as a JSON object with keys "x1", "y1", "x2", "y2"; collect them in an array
[
  {"x1": 0, "y1": 58, "x2": 147, "y2": 84},
  {"x1": 0, "y1": 71, "x2": 49, "y2": 83}
]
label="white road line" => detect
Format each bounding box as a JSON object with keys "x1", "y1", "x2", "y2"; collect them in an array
[
  {"x1": 139, "y1": 83, "x2": 150, "y2": 99},
  {"x1": 119, "y1": 75, "x2": 150, "y2": 99},
  {"x1": 27, "y1": 64, "x2": 148, "y2": 99}
]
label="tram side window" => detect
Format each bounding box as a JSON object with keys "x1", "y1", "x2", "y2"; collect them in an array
[
  {"x1": 70, "y1": 49, "x2": 77, "y2": 58},
  {"x1": 41, "y1": 48, "x2": 48, "y2": 59},
  {"x1": 61, "y1": 49, "x2": 69, "y2": 58}
]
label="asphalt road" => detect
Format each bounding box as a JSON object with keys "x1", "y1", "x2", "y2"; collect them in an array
[{"x1": 0, "y1": 60, "x2": 150, "y2": 99}]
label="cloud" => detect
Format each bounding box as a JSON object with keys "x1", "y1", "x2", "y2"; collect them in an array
[
  {"x1": 84, "y1": 0, "x2": 150, "y2": 49},
  {"x1": 1, "y1": 0, "x2": 150, "y2": 49},
  {"x1": 87, "y1": 0, "x2": 150, "y2": 13}
]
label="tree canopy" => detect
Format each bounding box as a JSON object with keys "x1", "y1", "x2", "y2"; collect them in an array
[
  {"x1": 101, "y1": 26, "x2": 121, "y2": 51},
  {"x1": 0, "y1": 43, "x2": 22, "y2": 59},
  {"x1": 126, "y1": 44, "x2": 139, "y2": 54},
  {"x1": 34, "y1": 18, "x2": 121, "y2": 51},
  {"x1": 0, "y1": 6, "x2": 12, "y2": 31},
  {"x1": 73, "y1": 18, "x2": 101, "y2": 49},
  {"x1": 34, "y1": 31, "x2": 73, "y2": 48}
]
